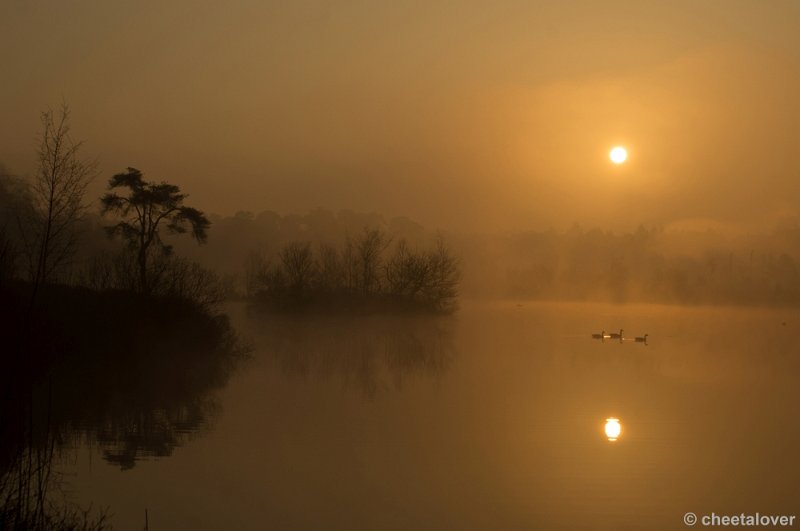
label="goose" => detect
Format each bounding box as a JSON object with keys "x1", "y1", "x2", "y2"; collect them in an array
[
  {"x1": 634, "y1": 334, "x2": 648, "y2": 343},
  {"x1": 609, "y1": 329, "x2": 624, "y2": 339},
  {"x1": 591, "y1": 330, "x2": 605, "y2": 340}
]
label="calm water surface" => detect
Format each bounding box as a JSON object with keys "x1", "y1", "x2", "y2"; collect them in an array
[{"x1": 60, "y1": 302, "x2": 800, "y2": 529}]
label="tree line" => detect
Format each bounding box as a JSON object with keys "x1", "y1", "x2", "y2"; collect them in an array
[
  {"x1": 0, "y1": 105, "x2": 221, "y2": 310},
  {"x1": 0, "y1": 104, "x2": 234, "y2": 530},
  {"x1": 0, "y1": 104, "x2": 463, "y2": 314},
  {"x1": 0, "y1": 101, "x2": 464, "y2": 530},
  {"x1": 245, "y1": 229, "x2": 461, "y2": 313},
  {"x1": 461, "y1": 225, "x2": 800, "y2": 305}
]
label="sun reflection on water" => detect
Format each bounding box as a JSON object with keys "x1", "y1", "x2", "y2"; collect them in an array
[{"x1": 605, "y1": 417, "x2": 621, "y2": 442}]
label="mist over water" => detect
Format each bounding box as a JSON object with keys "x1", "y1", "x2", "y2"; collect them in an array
[
  {"x1": 2, "y1": 1, "x2": 799, "y2": 528},
  {"x1": 44, "y1": 302, "x2": 798, "y2": 530}
]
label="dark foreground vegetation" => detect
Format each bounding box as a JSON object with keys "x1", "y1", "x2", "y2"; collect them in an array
[
  {"x1": 0, "y1": 105, "x2": 247, "y2": 530},
  {"x1": 0, "y1": 102, "x2": 458, "y2": 529},
  {"x1": 0, "y1": 282, "x2": 244, "y2": 529}
]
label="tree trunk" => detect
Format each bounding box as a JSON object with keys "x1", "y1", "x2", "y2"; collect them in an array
[{"x1": 138, "y1": 247, "x2": 148, "y2": 294}]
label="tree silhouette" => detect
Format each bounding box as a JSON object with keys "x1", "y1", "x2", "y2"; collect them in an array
[
  {"x1": 101, "y1": 168, "x2": 210, "y2": 294},
  {"x1": 279, "y1": 242, "x2": 316, "y2": 296},
  {"x1": 20, "y1": 103, "x2": 97, "y2": 295}
]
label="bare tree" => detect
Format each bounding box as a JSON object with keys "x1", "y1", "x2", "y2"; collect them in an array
[
  {"x1": 385, "y1": 237, "x2": 461, "y2": 311},
  {"x1": 354, "y1": 228, "x2": 389, "y2": 295},
  {"x1": 385, "y1": 239, "x2": 427, "y2": 298},
  {"x1": 0, "y1": 170, "x2": 27, "y2": 283},
  {"x1": 21, "y1": 103, "x2": 96, "y2": 291},
  {"x1": 424, "y1": 237, "x2": 461, "y2": 311},
  {"x1": 251, "y1": 231, "x2": 461, "y2": 312},
  {"x1": 316, "y1": 243, "x2": 343, "y2": 293},
  {"x1": 0, "y1": 228, "x2": 15, "y2": 287},
  {"x1": 341, "y1": 236, "x2": 359, "y2": 293},
  {"x1": 279, "y1": 242, "x2": 316, "y2": 295},
  {"x1": 243, "y1": 250, "x2": 269, "y2": 298}
]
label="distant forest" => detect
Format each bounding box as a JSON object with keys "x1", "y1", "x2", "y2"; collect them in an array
[
  {"x1": 462, "y1": 225, "x2": 800, "y2": 305},
  {"x1": 2, "y1": 106, "x2": 800, "y2": 310},
  {"x1": 5, "y1": 162, "x2": 800, "y2": 308},
  {"x1": 173, "y1": 211, "x2": 800, "y2": 307},
  {"x1": 0, "y1": 135, "x2": 461, "y2": 315},
  {"x1": 5, "y1": 164, "x2": 800, "y2": 308},
  {"x1": 2, "y1": 101, "x2": 799, "y2": 529}
]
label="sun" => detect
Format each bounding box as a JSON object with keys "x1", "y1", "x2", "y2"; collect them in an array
[{"x1": 609, "y1": 146, "x2": 628, "y2": 164}]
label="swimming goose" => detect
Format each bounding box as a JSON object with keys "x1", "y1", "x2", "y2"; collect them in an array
[
  {"x1": 634, "y1": 334, "x2": 648, "y2": 343},
  {"x1": 591, "y1": 330, "x2": 605, "y2": 339},
  {"x1": 609, "y1": 329, "x2": 624, "y2": 339}
]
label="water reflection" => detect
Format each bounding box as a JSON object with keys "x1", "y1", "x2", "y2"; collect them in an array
[
  {"x1": 253, "y1": 313, "x2": 457, "y2": 398},
  {"x1": 39, "y1": 302, "x2": 800, "y2": 530},
  {"x1": 604, "y1": 417, "x2": 621, "y2": 442},
  {"x1": 90, "y1": 400, "x2": 219, "y2": 470},
  {"x1": 63, "y1": 324, "x2": 244, "y2": 469},
  {"x1": 2, "y1": 301, "x2": 246, "y2": 472}
]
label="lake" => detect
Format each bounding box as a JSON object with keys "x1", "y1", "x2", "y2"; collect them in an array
[{"x1": 58, "y1": 301, "x2": 800, "y2": 529}]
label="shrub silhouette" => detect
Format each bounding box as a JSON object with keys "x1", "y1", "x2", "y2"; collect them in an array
[{"x1": 251, "y1": 228, "x2": 461, "y2": 313}]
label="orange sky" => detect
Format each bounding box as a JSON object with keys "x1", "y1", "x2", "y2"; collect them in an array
[{"x1": 1, "y1": 0, "x2": 799, "y2": 231}]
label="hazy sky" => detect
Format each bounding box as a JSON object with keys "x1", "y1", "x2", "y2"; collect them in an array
[{"x1": 1, "y1": 1, "x2": 799, "y2": 231}]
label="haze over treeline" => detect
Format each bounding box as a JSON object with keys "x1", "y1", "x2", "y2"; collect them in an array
[
  {"x1": 6, "y1": 157, "x2": 799, "y2": 307},
  {"x1": 4, "y1": 3, "x2": 800, "y2": 530},
  {"x1": 2, "y1": 1, "x2": 800, "y2": 232},
  {"x1": 176, "y1": 209, "x2": 800, "y2": 305},
  {"x1": 2, "y1": 1, "x2": 800, "y2": 307}
]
